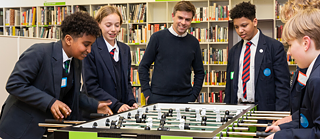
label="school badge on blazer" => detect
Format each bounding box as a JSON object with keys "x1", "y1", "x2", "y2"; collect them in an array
[
  {"x1": 263, "y1": 68, "x2": 271, "y2": 76},
  {"x1": 300, "y1": 113, "x2": 309, "y2": 128},
  {"x1": 299, "y1": 108, "x2": 313, "y2": 128}
]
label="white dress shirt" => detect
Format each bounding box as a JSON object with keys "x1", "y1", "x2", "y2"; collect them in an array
[
  {"x1": 306, "y1": 56, "x2": 317, "y2": 81},
  {"x1": 237, "y1": 30, "x2": 260, "y2": 102},
  {"x1": 62, "y1": 48, "x2": 72, "y2": 73},
  {"x1": 169, "y1": 26, "x2": 188, "y2": 37},
  {"x1": 104, "y1": 38, "x2": 119, "y2": 62}
]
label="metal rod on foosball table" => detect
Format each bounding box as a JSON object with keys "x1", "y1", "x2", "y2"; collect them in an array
[
  {"x1": 121, "y1": 126, "x2": 215, "y2": 133},
  {"x1": 143, "y1": 115, "x2": 257, "y2": 124},
  {"x1": 38, "y1": 123, "x2": 73, "y2": 128},
  {"x1": 146, "y1": 112, "x2": 287, "y2": 120},
  {"x1": 251, "y1": 110, "x2": 290, "y2": 115},
  {"x1": 47, "y1": 128, "x2": 57, "y2": 132},
  {"x1": 122, "y1": 122, "x2": 221, "y2": 129},
  {"x1": 97, "y1": 125, "x2": 250, "y2": 133},
  {"x1": 146, "y1": 113, "x2": 276, "y2": 124},
  {"x1": 242, "y1": 116, "x2": 283, "y2": 120},
  {"x1": 224, "y1": 131, "x2": 274, "y2": 137},
  {"x1": 241, "y1": 119, "x2": 258, "y2": 123},
  {"x1": 123, "y1": 122, "x2": 250, "y2": 131},
  {"x1": 157, "y1": 108, "x2": 290, "y2": 116},
  {"x1": 44, "y1": 119, "x2": 86, "y2": 124},
  {"x1": 228, "y1": 127, "x2": 250, "y2": 131},
  {"x1": 147, "y1": 110, "x2": 237, "y2": 115},
  {"x1": 237, "y1": 123, "x2": 268, "y2": 127},
  {"x1": 246, "y1": 113, "x2": 289, "y2": 117},
  {"x1": 125, "y1": 118, "x2": 223, "y2": 125}
]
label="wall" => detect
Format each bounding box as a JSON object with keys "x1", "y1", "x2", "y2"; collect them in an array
[{"x1": 0, "y1": 36, "x2": 56, "y2": 112}]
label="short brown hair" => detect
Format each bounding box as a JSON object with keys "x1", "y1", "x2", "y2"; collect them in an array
[
  {"x1": 173, "y1": 1, "x2": 196, "y2": 17},
  {"x1": 282, "y1": 8, "x2": 320, "y2": 49},
  {"x1": 94, "y1": 5, "x2": 123, "y2": 25}
]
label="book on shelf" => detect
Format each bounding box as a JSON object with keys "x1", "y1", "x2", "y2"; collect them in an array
[
  {"x1": 193, "y1": 4, "x2": 229, "y2": 22},
  {"x1": 131, "y1": 68, "x2": 140, "y2": 86},
  {"x1": 56, "y1": 6, "x2": 71, "y2": 25},
  {"x1": 202, "y1": 47, "x2": 228, "y2": 65},
  {"x1": 130, "y1": 48, "x2": 145, "y2": 65},
  {"x1": 38, "y1": 7, "x2": 54, "y2": 25},
  {"x1": 117, "y1": 27, "x2": 126, "y2": 43},
  {"x1": 111, "y1": 5, "x2": 127, "y2": 23},
  {"x1": 129, "y1": 3, "x2": 146, "y2": 23},
  {"x1": 92, "y1": 6, "x2": 102, "y2": 17},
  {"x1": 197, "y1": 90, "x2": 225, "y2": 103},
  {"x1": 5, "y1": 9, "x2": 20, "y2": 26},
  {"x1": 275, "y1": 1, "x2": 284, "y2": 19},
  {"x1": 204, "y1": 70, "x2": 226, "y2": 86},
  {"x1": 128, "y1": 24, "x2": 147, "y2": 43},
  {"x1": 0, "y1": 10, "x2": 3, "y2": 26},
  {"x1": 276, "y1": 25, "x2": 283, "y2": 42},
  {"x1": 189, "y1": 26, "x2": 228, "y2": 42},
  {"x1": 5, "y1": 26, "x2": 20, "y2": 36},
  {"x1": 132, "y1": 87, "x2": 146, "y2": 106}
]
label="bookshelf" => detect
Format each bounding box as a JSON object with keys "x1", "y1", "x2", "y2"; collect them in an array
[{"x1": 0, "y1": 0, "x2": 297, "y2": 107}]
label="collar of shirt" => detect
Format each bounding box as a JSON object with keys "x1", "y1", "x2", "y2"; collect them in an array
[
  {"x1": 169, "y1": 26, "x2": 188, "y2": 37},
  {"x1": 103, "y1": 37, "x2": 119, "y2": 62},
  {"x1": 306, "y1": 56, "x2": 317, "y2": 81},
  {"x1": 244, "y1": 29, "x2": 260, "y2": 47},
  {"x1": 62, "y1": 48, "x2": 72, "y2": 68},
  {"x1": 104, "y1": 38, "x2": 119, "y2": 53}
]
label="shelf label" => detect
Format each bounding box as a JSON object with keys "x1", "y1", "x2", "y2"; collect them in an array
[
  {"x1": 26, "y1": 25, "x2": 37, "y2": 27},
  {"x1": 191, "y1": 21, "x2": 201, "y2": 23},
  {"x1": 128, "y1": 43, "x2": 140, "y2": 45},
  {"x1": 44, "y1": 1, "x2": 66, "y2": 6}
]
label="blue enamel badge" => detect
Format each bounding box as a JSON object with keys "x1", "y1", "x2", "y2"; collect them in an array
[
  {"x1": 299, "y1": 82, "x2": 305, "y2": 86},
  {"x1": 300, "y1": 113, "x2": 309, "y2": 128},
  {"x1": 264, "y1": 68, "x2": 271, "y2": 76}
]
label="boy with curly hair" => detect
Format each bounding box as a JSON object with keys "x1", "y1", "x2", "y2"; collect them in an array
[
  {"x1": 224, "y1": 1, "x2": 290, "y2": 128},
  {"x1": 0, "y1": 12, "x2": 113, "y2": 139}
]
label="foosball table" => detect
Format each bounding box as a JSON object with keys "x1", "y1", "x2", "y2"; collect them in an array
[{"x1": 41, "y1": 103, "x2": 290, "y2": 139}]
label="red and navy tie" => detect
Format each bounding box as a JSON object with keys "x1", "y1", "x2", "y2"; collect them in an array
[
  {"x1": 110, "y1": 48, "x2": 115, "y2": 59},
  {"x1": 242, "y1": 41, "x2": 252, "y2": 99}
]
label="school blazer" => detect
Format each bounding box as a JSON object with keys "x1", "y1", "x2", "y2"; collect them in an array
[
  {"x1": 0, "y1": 41, "x2": 99, "y2": 139},
  {"x1": 274, "y1": 55, "x2": 320, "y2": 139},
  {"x1": 224, "y1": 30, "x2": 290, "y2": 111},
  {"x1": 83, "y1": 36, "x2": 135, "y2": 111}
]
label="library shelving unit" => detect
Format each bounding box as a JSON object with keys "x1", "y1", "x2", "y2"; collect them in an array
[{"x1": 0, "y1": 0, "x2": 296, "y2": 105}]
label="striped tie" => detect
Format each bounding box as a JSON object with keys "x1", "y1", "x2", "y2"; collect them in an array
[
  {"x1": 64, "y1": 60, "x2": 70, "y2": 74},
  {"x1": 110, "y1": 48, "x2": 115, "y2": 59},
  {"x1": 242, "y1": 41, "x2": 252, "y2": 99}
]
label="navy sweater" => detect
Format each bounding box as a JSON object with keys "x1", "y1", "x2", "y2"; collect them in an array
[{"x1": 138, "y1": 29, "x2": 204, "y2": 98}]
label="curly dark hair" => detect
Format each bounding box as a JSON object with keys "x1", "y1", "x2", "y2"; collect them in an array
[
  {"x1": 61, "y1": 12, "x2": 100, "y2": 39},
  {"x1": 230, "y1": 1, "x2": 256, "y2": 21}
]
